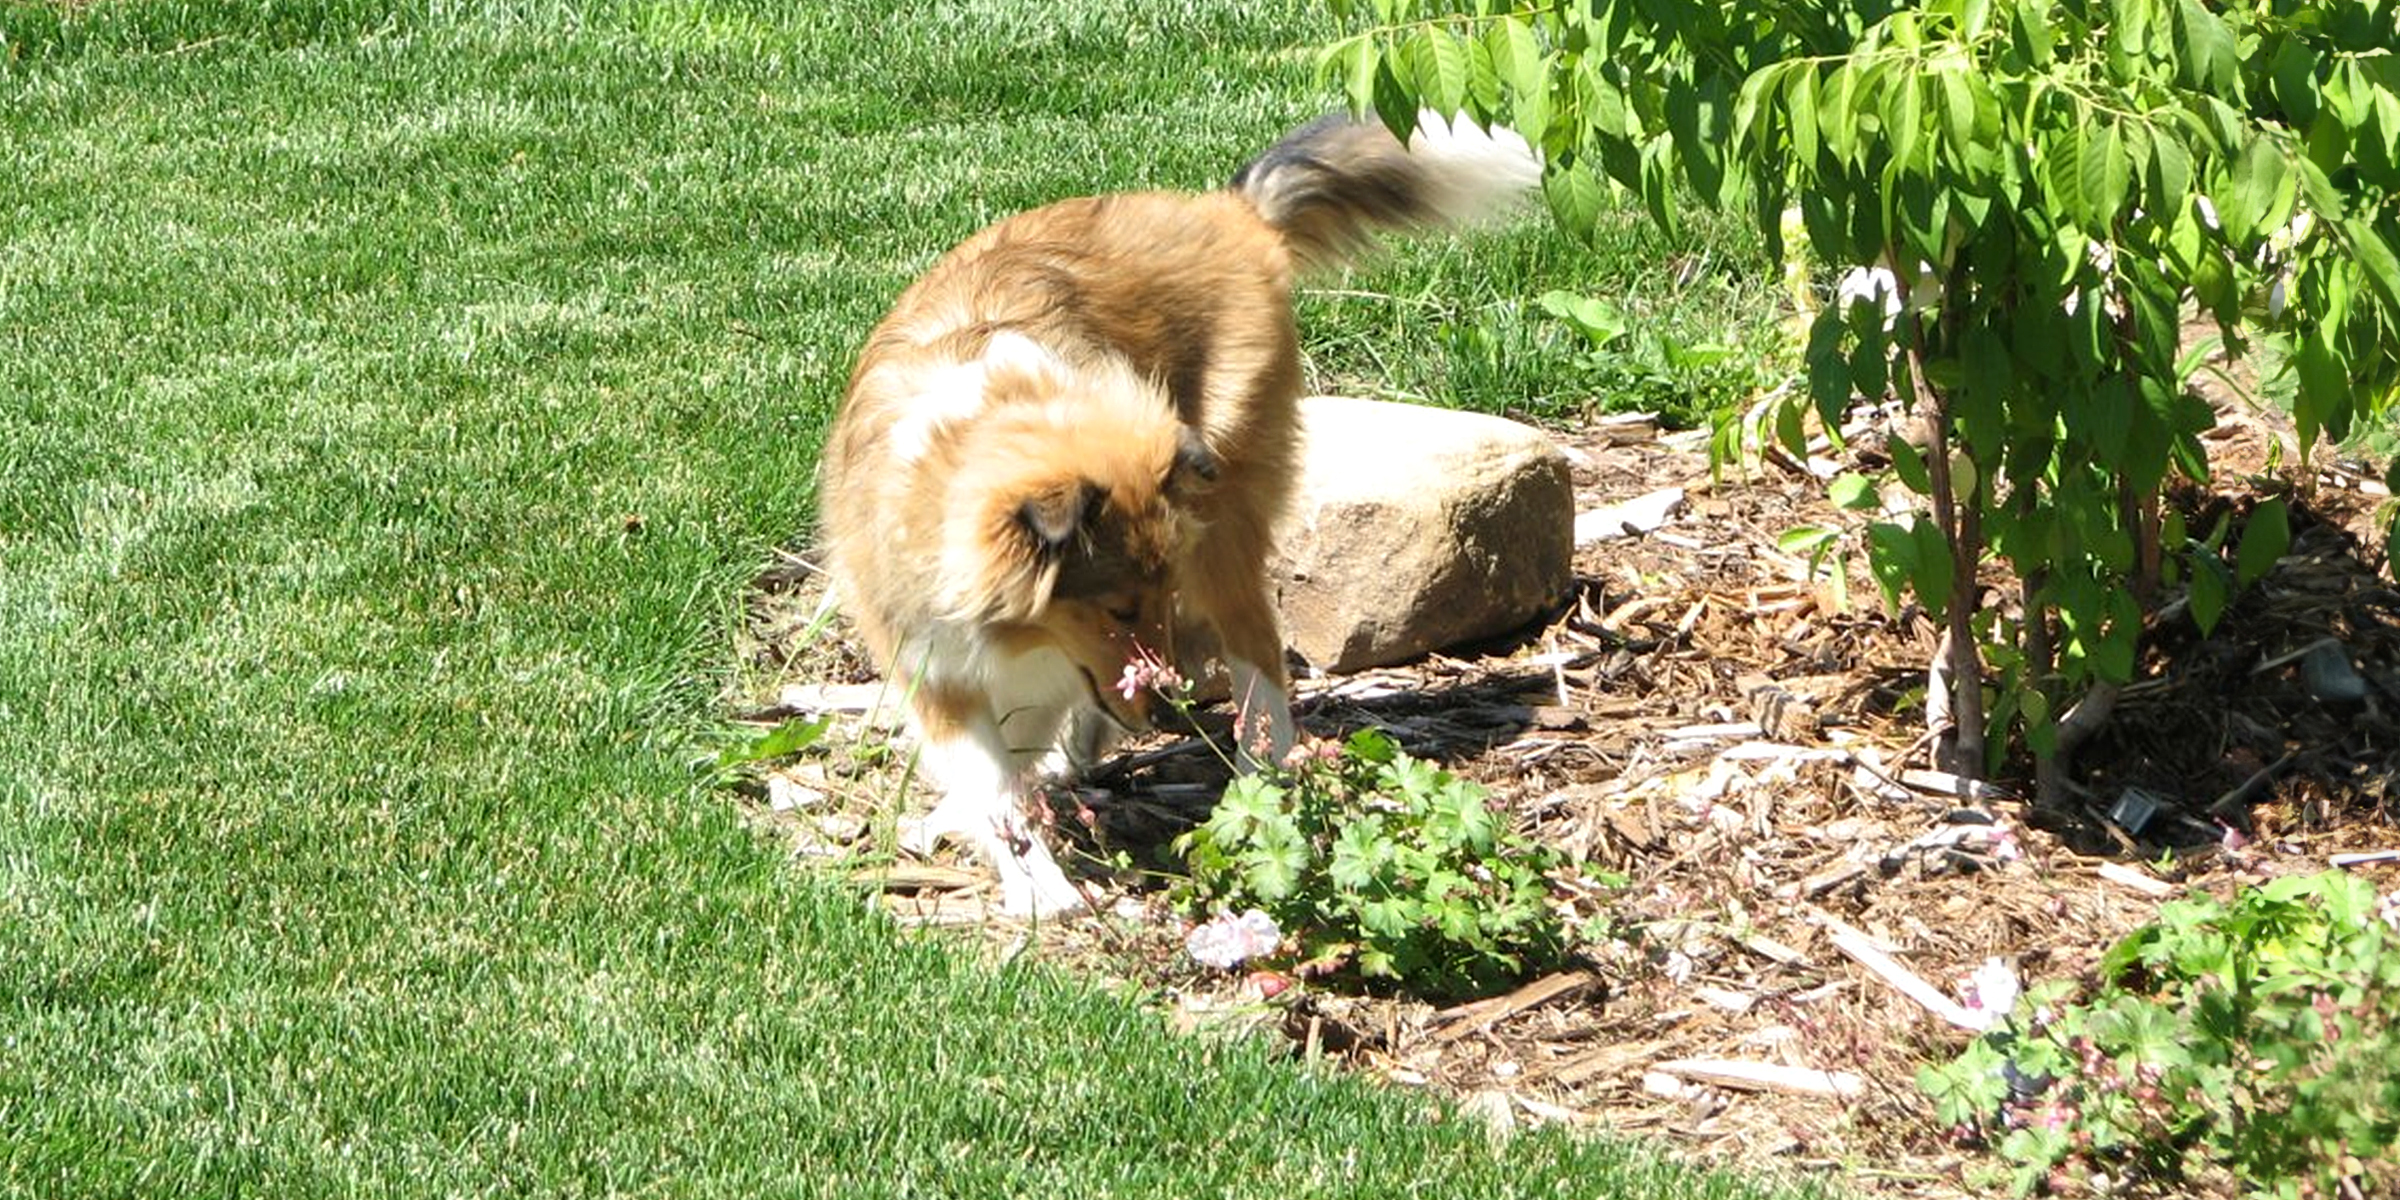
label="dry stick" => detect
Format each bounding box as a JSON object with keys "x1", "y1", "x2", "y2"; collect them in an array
[
  {"x1": 2207, "y1": 746, "x2": 2300, "y2": 818},
  {"x1": 1649, "y1": 1058, "x2": 1866, "y2": 1100}
]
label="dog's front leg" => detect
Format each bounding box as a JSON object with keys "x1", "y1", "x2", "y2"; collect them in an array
[
  {"x1": 900, "y1": 696, "x2": 1089, "y2": 918},
  {"x1": 1229, "y1": 657, "x2": 1294, "y2": 771}
]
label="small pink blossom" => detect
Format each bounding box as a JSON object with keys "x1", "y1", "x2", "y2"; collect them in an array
[
  {"x1": 1279, "y1": 736, "x2": 1340, "y2": 771},
  {"x1": 1185, "y1": 908, "x2": 1282, "y2": 969},
  {"x1": 1959, "y1": 957, "x2": 2020, "y2": 1031},
  {"x1": 1115, "y1": 645, "x2": 1185, "y2": 701}
]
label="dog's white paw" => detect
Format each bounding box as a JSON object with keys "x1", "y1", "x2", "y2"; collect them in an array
[{"x1": 989, "y1": 819, "x2": 1089, "y2": 919}]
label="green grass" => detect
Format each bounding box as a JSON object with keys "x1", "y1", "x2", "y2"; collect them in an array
[
  {"x1": 1301, "y1": 204, "x2": 1792, "y2": 427},
  {"x1": 0, "y1": 2, "x2": 1814, "y2": 1196}
]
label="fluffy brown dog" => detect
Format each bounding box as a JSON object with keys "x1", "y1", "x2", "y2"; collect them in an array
[{"x1": 820, "y1": 112, "x2": 1537, "y2": 915}]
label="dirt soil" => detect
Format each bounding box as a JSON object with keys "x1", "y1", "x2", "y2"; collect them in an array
[{"x1": 730, "y1": 388, "x2": 2400, "y2": 1199}]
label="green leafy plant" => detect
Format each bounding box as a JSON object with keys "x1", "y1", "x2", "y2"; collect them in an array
[
  {"x1": 714, "y1": 714, "x2": 833, "y2": 770},
  {"x1": 1173, "y1": 729, "x2": 1569, "y2": 998},
  {"x1": 1327, "y1": 0, "x2": 2400, "y2": 797},
  {"x1": 1919, "y1": 871, "x2": 2400, "y2": 1196}
]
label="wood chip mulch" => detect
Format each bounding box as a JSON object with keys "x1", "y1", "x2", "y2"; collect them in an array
[{"x1": 730, "y1": 393, "x2": 2400, "y2": 1199}]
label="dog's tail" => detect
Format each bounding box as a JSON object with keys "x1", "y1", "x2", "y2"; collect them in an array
[{"x1": 1230, "y1": 110, "x2": 1541, "y2": 271}]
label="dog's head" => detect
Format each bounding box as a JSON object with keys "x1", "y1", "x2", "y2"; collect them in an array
[{"x1": 935, "y1": 358, "x2": 1218, "y2": 731}]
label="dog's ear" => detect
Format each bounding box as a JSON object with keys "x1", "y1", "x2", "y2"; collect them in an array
[
  {"x1": 1165, "y1": 425, "x2": 1219, "y2": 501},
  {"x1": 1016, "y1": 481, "x2": 1094, "y2": 555}
]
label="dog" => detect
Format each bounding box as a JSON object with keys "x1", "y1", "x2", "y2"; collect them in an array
[{"x1": 819, "y1": 111, "x2": 1539, "y2": 916}]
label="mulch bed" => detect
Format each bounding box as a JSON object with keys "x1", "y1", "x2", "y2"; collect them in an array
[{"x1": 730, "y1": 392, "x2": 2400, "y2": 1199}]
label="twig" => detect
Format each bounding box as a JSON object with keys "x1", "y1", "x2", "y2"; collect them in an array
[
  {"x1": 1897, "y1": 768, "x2": 2014, "y2": 803},
  {"x1": 1822, "y1": 923, "x2": 1984, "y2": 1031},
  {"x1": 2207, "y1": 747, "x2": 2299, "y2": 817},
  {"x1": 2096, "y1": 861, "x2": 2176, "y2": 898},
  {"x1": 2250, "y1": 636, "x2": 2344, "y2": 677},
  {"x1": 1649, "y1": 1058, "x2": 1866, "y2": 1099},
  {"x1": 2329, "y1": 850, "x2": 2400, "y2": 868},
  {"x1": 1428, "y1": 971, "x2": 1597, "y2": 1039}
]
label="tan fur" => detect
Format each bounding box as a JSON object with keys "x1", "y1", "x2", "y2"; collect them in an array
[
  {"x1": 817, "y1": 114, "x2": 1535, "y2": 915},
  {"x1": 822, "y1": 190, "x2": 1298, "y2": 726}
]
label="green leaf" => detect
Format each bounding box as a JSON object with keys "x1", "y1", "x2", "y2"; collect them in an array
[
  {"x1": 1938, "y1": 70, "x2": 1975, "y2": 156},
  {"x1": 1638, "y1": 136, "x2": 1679, "y2": 237},
  {"x1": 2082, "y1": 119, "x2": 2129, "y2": 228},
  {"x1": 2011, "y1": 0, "x2": 2054, "y2": 62},
  {"x1": 1889, "y1": 435, "x2": 1933, "y2": 495},
  {"x1": 1370, "y1": 53, "x2": 1418, "y2": 143},
  {"x1": 2343, "y1": 217, "x2": 2400, "y2": 313},
  {"x1": 1464, "y1": 31, "x2": 1502, "y2": 115},
  {"x1": 2293, "y1": 329, "x2": 2349, "y2": 453},
  {"x1": 1321, "y1": 36, "x2": 1378, "y2": 119},
  {"x1": 2216, "y1": 135, "x2": 2288, "y2": 245},
  {"x1": 1959, "y1": 0, "x2": 1993, "y2": 40},
  {"x1": 1910, "y1": 516, "x2": 1955, "y2": 618},
  {"x1": 1541, "y1": 161, "x2": 1606, "y2": 246},
  {"x1": 1485, "y1": 16, "x2": 1544, "y2": 101},
  {"x1": 2148, "y1": 131, "x2": 2192, "y2": 214},
  {"x1": 2236, "y1": 497, "x2": 2289, "y2": 588},
  {"x1": 1575, "y1": 56, "x2": 1630, "y2": 142},
  {"x1": 2087, "y1": 588, "x2": 2139, "y2": 683},
  {"x1": 2268, "y1": 35, "x2": 2320, "y2": 127},
  {"x1": 2187, "y1": 545, "x2": 2231, "y2": 634},
  {"x1": 1822, "y1": 60, "x2": 1860, "y2": 163},
  {"x1": 1778, "y1": 524, "x2": 1840, "y2": 557},
  {"x1": 1405, "y1": 27, "x2": 1470, "y2": 116},
  {"x1": 1536, "y1": 289, "x2": 1627, "y2": 346},
  {"x1": 2045, "y1": 121, "x2": 2087, "y2": 227},
  {"x1": 1866, "y1": 521, "x2": 1921, "y2": 611},
  {"x1": 1787, "y1": 66, "x2": 1819, "y2": 166},
  {"x1": 2176, "y1": 0, "x2": 2236, "y2": 94},
  {"x1": 1888, "y1": 73, "x2": 1924, "y2": 174},
  {"x1": 717, "y1": 713, "x2": 831, "y2": 767},
  {"x1": 1829, "y1": 472, "x2": 1878, "y2": 510}
]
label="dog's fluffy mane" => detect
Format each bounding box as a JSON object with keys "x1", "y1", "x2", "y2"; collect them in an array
[{"x1": 929, "y1": 346, "x2": 1208, "y2": 626}]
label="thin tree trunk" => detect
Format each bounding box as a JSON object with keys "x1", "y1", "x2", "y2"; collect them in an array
[{"x1": 1901, "y1": 255, "x2": 1984, "y2": 778}]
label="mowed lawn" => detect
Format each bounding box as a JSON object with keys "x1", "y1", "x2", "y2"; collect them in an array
[{"x1": 0, "y1": 2, "x2": 1813, "y2": 1196}]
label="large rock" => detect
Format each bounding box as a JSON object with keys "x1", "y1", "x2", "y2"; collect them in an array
[{"x1": 1271, "y1": 396, "x2": 1573, "y2": 673}]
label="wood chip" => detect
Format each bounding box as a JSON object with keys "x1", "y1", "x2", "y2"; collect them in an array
[
  {"x1": 1650, "y1": 1058, "x2": 1866, "y2": 1099},
  {"x1": 776, "y1": 682, "x2": 905, "y2": 728},
  {"x1": 1694, "y1": 985, "x2": 1757, "y2": 1014},
  {"x1": 1734, "y1": 932, "x2": 1809, "y2": 967},
  {"x1": 1822, "y1": 924, "x2": 1983, "y2": 1031},
  {"x1": 859, "y1": 863, "x2": 987, "y2": 892},
  {"x1": 1601, "y1": 594, "x2": 1674, "y2": 633},
  {"x1": 1512, "y1": 1094, "x2": 1603, "y2": 1126},
  {"x1": 1896, "y1": 768, "x2": 2014, "y2": 802},
  {"x1": 1544, "y1": 1039, "x2": 1669, "y2": 1087},
  {"x1": 1665, "y1": 721, "x2": 1766, "y2": 742},
  {"x1": 1575, "y1": 487, "x2": 1687, "y2": 545},
  {"x1": 1796, "y1": 860, "x2": 1866, "y2": 898},
  {"x1": 2330, "y1": 850, "x2": 2400, "y2": 868},
  {"x1": 1429, "y1": 970, "x2": 1597, "y2": 1039},
  {"x1": 2095, "y1": 861, "x2": 2176, "y2": 897}
]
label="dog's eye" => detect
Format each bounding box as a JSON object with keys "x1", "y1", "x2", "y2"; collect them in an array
[{"x1": 1106, "y1": 603, "x2": 1141, "y2": 626}]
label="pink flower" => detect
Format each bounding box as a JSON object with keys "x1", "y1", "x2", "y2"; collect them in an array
[
  {"x1": 1185, "y1": 909, "x2": 1282, "y2": 969},
  {"x1": 1115, "y1": 644, "x2": 1185, "y2": 701}
]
